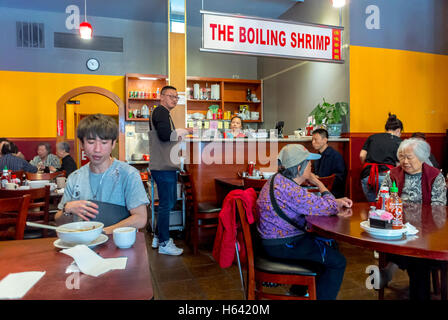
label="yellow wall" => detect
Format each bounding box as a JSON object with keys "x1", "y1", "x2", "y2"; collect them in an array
[
  {"x1": 0, "y1": 70, "x2": 124, "y2": 138},
  {"x1": 350, "y1": 45, "x2": 448, "y2": 133},
  {"x1": 66, "y1": 94, "x2": 119, "y2": 139}
]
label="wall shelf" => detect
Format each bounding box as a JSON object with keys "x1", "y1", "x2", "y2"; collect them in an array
[
  {"x1": 186, "y1": 76, "x2": 263, "y2": 123},
  {"x1": 125, "y1": 73, "x2": 168, "y2": 122}
]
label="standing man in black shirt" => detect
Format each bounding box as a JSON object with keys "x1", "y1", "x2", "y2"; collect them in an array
[
  {"x1": 359, "y1": 113, "x2": 403, "y2": 202},
  {"x1": 149, "y1": 85, "x2": 184, "y2": 256},
  {"x1": 50, "y1": 142, "x2": 77, "y2": 177},
  {"x1": 312, "y1": 128, "x2": 347, "y2": 198}
]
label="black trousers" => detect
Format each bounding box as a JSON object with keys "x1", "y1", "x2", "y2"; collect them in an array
[
  {"x1": 386, "y1": 254, "x2": 433, "y2": 300},
  {"x1": 261, "y1": 233, "x2": 346, "y2": 300}
]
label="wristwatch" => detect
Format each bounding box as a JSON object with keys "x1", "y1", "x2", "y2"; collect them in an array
[{"x1": 62, "y1": 203, "x2": 72, "y2": 216}]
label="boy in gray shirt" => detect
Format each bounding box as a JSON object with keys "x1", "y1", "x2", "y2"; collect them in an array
[{"x1": 55, "y1": 114, "x2": 149, "y2": 234}]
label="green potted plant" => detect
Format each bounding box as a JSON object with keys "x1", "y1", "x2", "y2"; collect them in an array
[{"x1": 309, "y1": 98, "x2": 349, "y2": 137}]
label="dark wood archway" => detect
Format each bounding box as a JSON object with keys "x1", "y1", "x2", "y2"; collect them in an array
[{"x1": 56, "y1": 86, "x2": 125, "y2": 160}]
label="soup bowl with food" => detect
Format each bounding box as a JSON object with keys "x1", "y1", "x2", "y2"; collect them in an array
[{"x1": 57, "y1": 221, "x2": 104, "y2": 244}]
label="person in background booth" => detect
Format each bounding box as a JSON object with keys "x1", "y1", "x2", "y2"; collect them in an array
[
  {"x1": 359, "y1": 113, "x2": 403, "y2": 203},
  {"x1": 223, "y1": 115, "x2": 246, "y2": 139},
  {"x1": 312, "y1": 128, "x2": 347, "y2": 198},
  {"x1": 55, "y1": 114, "x2": 149, "y2": 235},
  {"x1": 257, "y1": 144, "x2": 353, "y2": 300},
  {"x1": 0, "y1": 141, "x2": 38, "y2": 173},
  {"x1": 30, "y1": 142, "x2": 60, "y2": 172},
  {"x1": 49, "y1": 142, "x2": 77, "y2": 177},
  {"x1": 411, "y1": 132, "x2": 439, "y2": 168}
]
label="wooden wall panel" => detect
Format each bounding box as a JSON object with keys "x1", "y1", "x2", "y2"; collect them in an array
[{"x1": 169, "y1": 32, "x2": 186, "y2": 130}]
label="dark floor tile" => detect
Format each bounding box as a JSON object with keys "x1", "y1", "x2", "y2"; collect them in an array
[
  {"x1": 154, "y1": 266, "x2": 192, "y2": 283},
  {"x1": 189, "y1": 263, "x2": 228, "y2": 279},
  {"x1": 196, "y1": 273, "x2": 242, "y2": 294},
  {"x1": 158, "y1": 279, "x2": 206, "y2": 300}
]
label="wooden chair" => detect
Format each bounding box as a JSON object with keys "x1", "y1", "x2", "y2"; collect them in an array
[
  {"x1": 306, "y1": 174, "x2": 336, "y2": 193},
  {"x1": 26, "y1": 170, "x2": 66, "y2": 181},
  {"x1": 0, "y1": 185, "x2": 51, "y2": 238},
  {"x1": 179, "y1": 171, "x2": 221, "y2": 255},
  {"x1": 235, "y1": 198, "x2": 317, "y2": 300},
  {"x1": 0, "y1": 195, "x2": 31, "y2": 240},
  {"x1": 243, "y1": 178, "x2": 268, "y2": 195}
]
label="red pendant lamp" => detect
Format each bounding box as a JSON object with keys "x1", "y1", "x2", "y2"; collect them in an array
[{"x1": 79, "y1": 0, "x2": 93, "y2": 39}]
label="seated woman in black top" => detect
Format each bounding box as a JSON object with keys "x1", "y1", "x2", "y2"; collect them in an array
[
  {"x1": 359, "y1": 113, "x2": 403, "y2": 202},
  {"x1": 49, "y1": 142, "x2": 77, "y2": 177}
]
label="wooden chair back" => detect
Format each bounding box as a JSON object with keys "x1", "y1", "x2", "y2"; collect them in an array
[
  {"x1": 178, "y1": 171, "x2": 196, "y2": 210},
  {"x1": 26, "y1": 170, "x2": 66, "y2": 181},
  {"x1": 307, "y1": 174, "x2": 336, "y2": 193},
  {"x1": 235, "y1": 198, "x2": 257, "y2": 300},
  {"x1": 178, "y1": 170, "x2": 221, "y2": 254},
  {"x1": 242, "y1": 178, "x2": 267, "y2": 195},
  {"x1": 0, "y1": 185, "x2": 51, "y2": 237},
  {"x1": 235, "y1": 198, "x2": 317, "y2": 300},
  {"x1": 0, "y1": 195, "x2": 31, "y2": 240}
]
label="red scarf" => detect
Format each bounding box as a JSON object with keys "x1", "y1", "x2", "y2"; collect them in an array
[
  {"x1": 388, "y1": 163, "x2": 440, "y2": 205},
  {"x1": 363, "y1": 162, "x2": 395, "y2": 195}
]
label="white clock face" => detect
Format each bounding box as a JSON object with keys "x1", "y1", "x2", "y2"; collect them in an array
[{"x1": 87, "y1": 58, "x2": 99, "y2": 71}]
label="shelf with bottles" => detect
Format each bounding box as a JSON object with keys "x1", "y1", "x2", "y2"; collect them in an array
[
  {"x1": 186, "y1": 76, "x2": 263, "y2": 123},
  {"x1": 125, "y1": 73, "x2": 168, "y2": 122}
]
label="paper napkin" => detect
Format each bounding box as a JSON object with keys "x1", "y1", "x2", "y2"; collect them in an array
[
  {"x1": 61, "y1": 245, "x2": 127, "y2": 277},
  {"x1": 405, "y1": 222, "x2": 419, "y2": 236},
  {"x1": 0, "y1": 271, "x2": 46, "y2": 299}
]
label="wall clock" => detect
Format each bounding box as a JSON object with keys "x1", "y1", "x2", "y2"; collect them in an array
[{"x1": 86, "y1": 58, "x2": 100, "y2": 71}]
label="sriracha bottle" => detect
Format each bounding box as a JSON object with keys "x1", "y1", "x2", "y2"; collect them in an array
[{"x1": 386, "y1": 181, "x2": 403, "y2": 229}]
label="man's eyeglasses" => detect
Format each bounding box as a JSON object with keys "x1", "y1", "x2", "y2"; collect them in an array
[{"x1": 162, "y1": 93, "x2": 179, "y2": 100}]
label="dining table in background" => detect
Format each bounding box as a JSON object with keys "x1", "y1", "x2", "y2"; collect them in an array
[
  {"x1": 0, "y1": 232, "x2": 153, "y2": 300},
  {"x1": 215, "y1": 177, "x2": 244, "y2": 205}
]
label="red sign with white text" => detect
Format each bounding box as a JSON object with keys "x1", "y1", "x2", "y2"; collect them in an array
[{"x1": 201, "y1": 11, "x2": 343, "y2": 63}]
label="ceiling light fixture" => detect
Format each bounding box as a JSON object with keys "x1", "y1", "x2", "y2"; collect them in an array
[
  {"x1": 332, "y1": 0, "x2": 346, "y2": 8},
  {"x1": 79, "y1": 0, "x2": 93, "y2": 39}
]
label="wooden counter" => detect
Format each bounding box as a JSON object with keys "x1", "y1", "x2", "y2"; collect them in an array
[{"x1": 184, "y1": 137, "x2": 350, "y2": 203}]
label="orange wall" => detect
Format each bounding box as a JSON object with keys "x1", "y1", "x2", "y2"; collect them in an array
[
  {"x1": 0, "y1": 70, "x2": 124, "y2": 138},
  {"x1": 350, "y1": 45, "x2": 448, "y2": 133}
]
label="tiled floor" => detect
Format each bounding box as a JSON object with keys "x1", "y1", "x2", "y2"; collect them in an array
[{"x1": 143, "y1": 230, "x2": 440, "y2": 300}]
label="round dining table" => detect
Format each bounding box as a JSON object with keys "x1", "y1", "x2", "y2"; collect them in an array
[
  {"x1": 307, "y1": 202, "x2": 448, "y2": 300},
  {"x1": 306, "y1": 202, "x2": 448, "y2": 261}
]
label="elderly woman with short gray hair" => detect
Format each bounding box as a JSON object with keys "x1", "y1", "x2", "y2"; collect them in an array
[
  {"x1": 378, "y1": 138, "x2": 446, "y2": 205},
  {"x1": 378, "y1": 138, "x2": 446, "y2": 300},
  {"x1": 49, "y1": 141, "x2": 78, "y2": 177},
  {"x1": 256, "y1": 144, "x2": 353, "y2": 300}
]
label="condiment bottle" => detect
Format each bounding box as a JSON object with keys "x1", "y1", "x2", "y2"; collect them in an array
[
  {"x1": 376, "y1": 186, "x2": 389, "y2": 210},
  {"x1": 217, "y1": 108, "x2": 223, "y2": 120},
  {"x1": 11, "y1": 174, "x2": 20, "y2": 185},
  {"x1": 1, "y1": 166, "x2": 10, "y2": 188},
  {"x1": 248, "y1": 161, "x2": 255, "y2": 176},
  {"x1": 386, "y1": 181, "x2": 403, "y2": 229}
]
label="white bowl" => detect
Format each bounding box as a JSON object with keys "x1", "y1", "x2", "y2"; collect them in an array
[
  {"x1": 57, "y1": 221, "x2": 104, "y2": 244},
  {"x1": 262, "y1": 172, "x2": 275, "y2": 179},
  {"x1": 28, "y1": 180, "x2": 50, "y2": 189}
]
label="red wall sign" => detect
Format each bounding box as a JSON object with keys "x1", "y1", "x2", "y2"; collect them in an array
[
  {"x1": 201, "y1": 10, "x2": 344, "y2": 63},
  {"x1": 57, "y1": 119, "x2": 64, "y2": 136}
]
